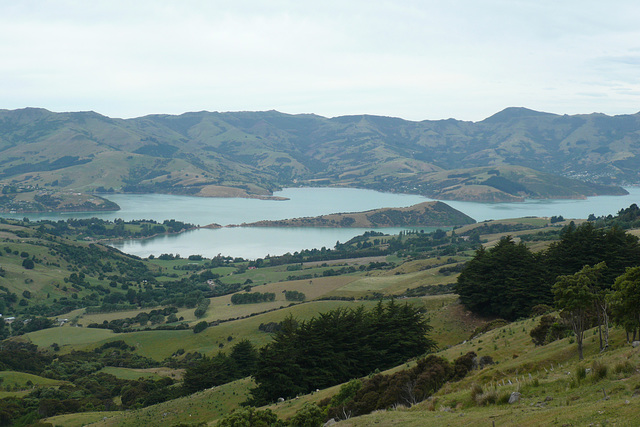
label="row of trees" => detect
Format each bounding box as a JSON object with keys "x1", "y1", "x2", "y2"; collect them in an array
[
  {"x1": 230, "y1": 292, "x2": 275, "y2": 305},
  {"x1": 554, "y1": 262, "x2": 640, "y2": 359},
  {"x1": 248, "y1": 300, "x2": 436, "y2": 406},
  {"x1": 456, "y1": 222, "x2": 640, "y2": 320}
]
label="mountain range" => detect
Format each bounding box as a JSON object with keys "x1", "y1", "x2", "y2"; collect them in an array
[{"x1": 0, "y1": 106, "x2": 637, "y2": 205}]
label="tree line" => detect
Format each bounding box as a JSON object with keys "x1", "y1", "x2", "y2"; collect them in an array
[
  {"x1": 455, "y1": 221, "x2": 640, "y2": 321},
  {"x1": 248, "y1": 300, "x2": 437, "y2": 406}
]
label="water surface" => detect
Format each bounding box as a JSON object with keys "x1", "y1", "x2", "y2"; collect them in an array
[{"x1": 4, "y1": 187, "x2": 639, "y2": 259}]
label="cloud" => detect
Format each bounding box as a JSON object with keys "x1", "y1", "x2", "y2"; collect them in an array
[{"x1": 1, "y1": 0, "x2": 640, "y2": 121}]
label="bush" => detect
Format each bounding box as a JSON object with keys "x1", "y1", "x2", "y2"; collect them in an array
[
  {"x1": 614, "y1": 360, "x2": 635, "y2": 377},
  {"x1": 591, "y1": 360, "x2": 608, "y2": 381},
  {"x1": 469, "y1": 383, "x2": 483, "y2": 402},
  {"x1": 496, "y1": 390, "x2": 512, "y2": 405},
  {"x1": 530, "y1": 315, "x2": 556, "y2": 346},
  {"x1": 530, "y1": 304, "x2": 554, "y2": 316},
  {"x1": 288, "y1": 403, "x2": 325, "y2": 427},
  {"x1": 193, "y1": 321, "x2": 208, "y2": 334},
  {"x1": 216, "y1": 408, "x2": 282, "y2": 427}
]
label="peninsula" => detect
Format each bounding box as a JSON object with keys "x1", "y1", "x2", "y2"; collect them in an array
[{"x1": 227, "y1": 201, "x2": 476, "y2": 228}]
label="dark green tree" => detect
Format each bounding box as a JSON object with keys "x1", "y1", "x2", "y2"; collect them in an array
[
  {"x1": 455, "y1": 236, "x2": 547, "y2": 320},
  {"x1": 248, "y1": 302, "x2": 435, "y2": 406},
  {"x1": 608, "y1": 266, "x2": 640, "y2": 342},
  {"x1": 182, "y1": 352, "x2": 238, "y2": 394},
  {"x1": 230, "y1": 339, "x2": 259, "y2": 378},
  {"x1": 193, "y1": 321, "x2": 208, "y2": 334}
]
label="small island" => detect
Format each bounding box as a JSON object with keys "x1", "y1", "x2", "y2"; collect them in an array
[{"x1": 228, "y1": 201, "x2": 476, "y2": 228}]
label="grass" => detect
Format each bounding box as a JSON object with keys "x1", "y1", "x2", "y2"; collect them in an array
[
  {"x1": 262, "y1": 321, "x2": 640, "y2": 427},
  {"x1": 34, "y1": 292, "x2": 640, "y2": 427},
  {"x1": 30, "y1": 300, "x2": 383, "y2": 360},
  {"x1": 97, "y1": 367, "x2": 184, "y2": 381},
  {"x1": 21, "y1": 325, "x2": 115, "y2": 350},
  {"x1": 48, "y1": 377, "x2": 256, "y2": 427},
  {"x1": 335, "y1": 266, "x2": 457, "y2": 297}
]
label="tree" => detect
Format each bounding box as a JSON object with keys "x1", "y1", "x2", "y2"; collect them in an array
[
  {"x1": 553, "y1": 266, "x2": 595, "y2": 360},
  {"x1": 182, "y1": 352, "x2": 238, "y2": 394},
  {"x1": 193, "y1": 320, "x2": 208, "y2": 334},
  {"x1": 248, "y1": 302, "x2": 436, "y2": 406},
  {"x1": 216, "y1": 407, "x2": 284, "y2": 427},
  {"x1": 230, "y1": 339, "x2": 259, "y2": 378},
  {"x1": 22, "y1": 258, "x2": 35, "y2": 269},
  {"x1": 455, "y1": 237, "x2": 547, "y2": 320},
  {"x1": 545, "y1": 222, "x2": 640, "y2": 285},
  {"x1": 579, "y1": 262, "x2": 610, "y2": 351},
  {"x1": 608, "y1": 266, "x2": 640, "y2": 342},
  {"x1": 288, "y1": 404, "x2": 325, "y2": 427}
]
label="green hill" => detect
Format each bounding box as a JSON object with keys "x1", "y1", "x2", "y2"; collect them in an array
[
  {"x1": 1, "y1": 212, "x2": 639, "y2": 426},
  {"x1": 234, "y1": 201, "x2": 476, "y2": 227},
  {"x1": 0, "y1": 107, "x2": 634, "y2": 210}
]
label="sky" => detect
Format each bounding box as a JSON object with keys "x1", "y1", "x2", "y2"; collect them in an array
[{"x1": 1, "y1": 0, "x2": 640, "y2": 122}]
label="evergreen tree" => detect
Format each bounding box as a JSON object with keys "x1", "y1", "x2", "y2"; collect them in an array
[
  {"x1": 248, "y1": 301, "x2": 436, "y2": 406},
  {"x1": 229, "y1": 339, "x2": 259, "y2": 378},
  {"x1": 455, "y1": 236, "x2": 547, "y2": 320},
  {"x1": 182, "y1": 352, "x2": 238, "y2": 394}
]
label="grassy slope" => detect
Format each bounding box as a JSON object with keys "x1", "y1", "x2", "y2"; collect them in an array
[
  {"x1": 16, "y1": 219, "x2": 640, "y2": 425},
  {"x1": 46, "y1": 378, "x2": 255, "y2": 427},
  {"x1": 340, "y1": 327, "x2": 640, "y2": 426},
  {"x1": 0, "y1": 371, "x2": 66, "y2": 399}
]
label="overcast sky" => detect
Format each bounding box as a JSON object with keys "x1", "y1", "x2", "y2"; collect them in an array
[{"x1": 1, "y1": 1, "x2": 639, "y2": 121}]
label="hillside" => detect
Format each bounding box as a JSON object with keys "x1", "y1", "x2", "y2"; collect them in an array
[
  {"x1": 0, "y1": 107, "x2": 634, "y2": 209},
  {"x1": 1, "y1": 210, "x2": 639, "y2": 426},
  {"x1": 231, "y1": 201, "x2": 476, "y2": 228}
]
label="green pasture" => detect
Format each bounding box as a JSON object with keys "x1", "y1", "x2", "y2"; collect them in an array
[
  {"x1": 75, "y1": 377, "x2": 256, "y2": 427},
  {"x1": 97, "y1": 367, "x2": 183, "y2": 381},
  {"x1": 79, "y1": 300, "x2": 381, "y2": 360},
  {"x1": 23, "y1": 326, "x2": 115, "y2": 350}
]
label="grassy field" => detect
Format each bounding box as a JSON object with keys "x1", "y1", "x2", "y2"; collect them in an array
[
  {"x1": 20, "y1": 325, "x2": 116, "y2": 350},
  {"x1": 24, "y1": 300, "x2": 387, "y2": 360},
  {"x1": 0, "y1": 371, "x2": 66, "y2": 398},
  {"x1": 46, "y1": 377, "x2": 256, "y2": 427},
  {"x1": 33, "y1": 294, "x2": 640, "y2": 427}
]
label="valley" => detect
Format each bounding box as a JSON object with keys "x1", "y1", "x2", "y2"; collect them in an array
[
  {"x1": 0, "y1": 108, "x2": 639, "y2": 426},
  {"x1": 0, "y1": 202, "x2": 638, "y2": 426}
]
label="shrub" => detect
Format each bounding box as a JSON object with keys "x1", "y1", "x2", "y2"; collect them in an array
[
  {"x1": 496, "y1": 390, "x2": 511, "y2": 405},
  {"x1": 591, "y1": 360, "x2": 608, "y2": 381},
  {"x1": 575, "y1": 365, "x2": 587, "y2": 382},
  {"x1": 288, "y1": 403, "x2": 325, "y2": 427},
  {"x1": 469, "y1": 383, "x2": 483, "y2": 402},
  {"x1": 476, "y1": 390, "x2": 498, "y2": 406},
  {"x1": 530, "y1": 304, "x2": 554, "y2": 316},
  {"x1": 193, "y1": 321, "x2": 208, "y2": 334},
  {"x1": 614, "y1": 360, "x2": 635, "y2": 377}
]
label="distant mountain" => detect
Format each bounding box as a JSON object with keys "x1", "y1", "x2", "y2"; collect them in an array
[{"x1": 0, "y1": 107, "x2": 635, "y2": 205}]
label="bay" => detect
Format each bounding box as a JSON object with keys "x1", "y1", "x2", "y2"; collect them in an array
[{"x1": 3, "y1": 187, "x2": 639, "y2": 259}]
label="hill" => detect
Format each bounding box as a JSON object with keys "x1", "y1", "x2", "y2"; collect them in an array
[
  {"x1": 1, "y1": 211, "x2": 639, "y2": 425},
  {"x1": 231, "y1": 201, "x2": 476, "y2": 228},
  {"x1": 0, "y1": 107, "x2": 635, "y2": 209}
]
